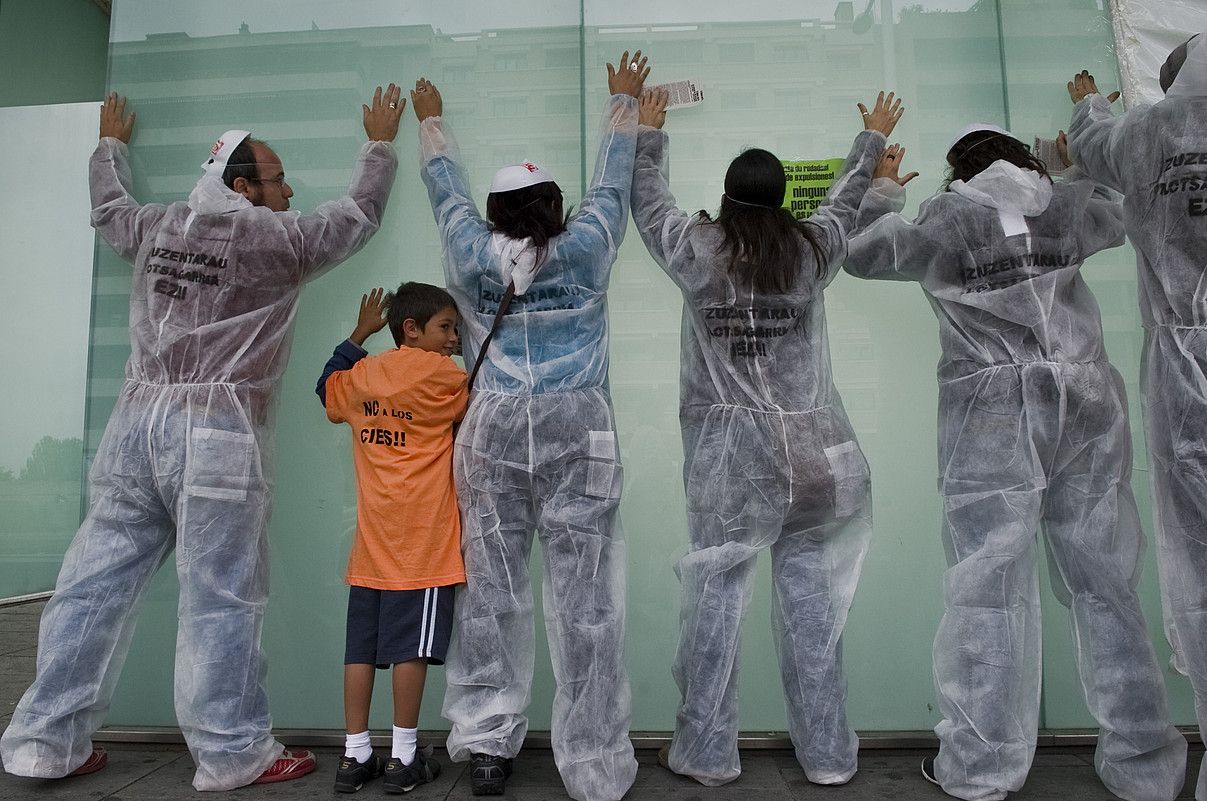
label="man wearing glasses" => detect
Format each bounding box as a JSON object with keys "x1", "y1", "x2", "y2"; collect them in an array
[{"x1": 1, "y1": 84, "x2": 404, "y2": 791}]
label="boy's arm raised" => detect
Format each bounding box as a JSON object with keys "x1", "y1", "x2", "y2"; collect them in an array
[{"x1": 316, "y1": 288, "x2": 387, "y2": 415}]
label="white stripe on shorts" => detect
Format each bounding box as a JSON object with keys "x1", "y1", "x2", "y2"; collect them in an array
[
  {"x1": 418, "y1": 588, "x2": 432, "y2": 659},
  {"x1": 425, "y1": 589, "x2": 439, "y2": 657}
]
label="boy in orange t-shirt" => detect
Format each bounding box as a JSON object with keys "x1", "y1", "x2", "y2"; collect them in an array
[{"x1": 315, "y1": 282, "x2": 468, "y2": 794}]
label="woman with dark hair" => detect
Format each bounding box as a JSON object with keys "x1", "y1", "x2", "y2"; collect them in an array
[
  {"x1": 629, "y1": 88, "x2": 903, "y2": 787},
  {"x1": 411, "y1": 53, "x2": 648, "y2": 801},
  {"x1": 845, "y1": 127, "x2": 1187, "y2": 800}
]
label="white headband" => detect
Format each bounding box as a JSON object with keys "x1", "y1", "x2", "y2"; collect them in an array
[
  {"x1": 201, "y1": 129, "x2": 251, "y2": 177},
  {"x1": 947, "y1": 122, "x2": 1013, "y2": 154},
  {"x1": 490, "y1": 161, "x2": 556, "y2": 194}
]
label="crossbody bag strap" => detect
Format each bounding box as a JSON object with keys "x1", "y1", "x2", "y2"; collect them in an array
[{"x1": 466, "y1": 280, "x2": 516, "y2": 390}]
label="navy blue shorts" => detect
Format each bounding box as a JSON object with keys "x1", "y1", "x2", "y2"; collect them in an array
[{"x1": 344, "y1": 584, "x2": 456, "y2": 668}]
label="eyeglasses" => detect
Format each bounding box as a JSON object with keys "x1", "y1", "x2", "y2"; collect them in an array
[{"x1": 247, "y1": 175, "x2": 288, "y2": 187}]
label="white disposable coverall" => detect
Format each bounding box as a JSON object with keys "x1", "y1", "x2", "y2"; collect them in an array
[
  {"x1": 1068, "y1": 33, "x2": 1207, "y2": 801},
  {"x1": 846, "y1": 162, "x2": 1186, "y2": 801},
  {"x1": 419, "y1": 95, "x2": 638, "y2": 801},
  {"x1": 629, "y1": 126, "x2": 883, "y2": 786},
  {"x1": 0, "y1": 136, "x2": 397, "y2": 790}
]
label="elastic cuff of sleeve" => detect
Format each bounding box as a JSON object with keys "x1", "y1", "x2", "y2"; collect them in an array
[
  {"x1": 338, "y1": 339, "x2": 368, "y2": 357},
  {"x1": 870, "y1": 176, "x2": 904, "y2": 195},
  {"x1": 418, "y1": 116, "x2": 450, "y2": 162}
]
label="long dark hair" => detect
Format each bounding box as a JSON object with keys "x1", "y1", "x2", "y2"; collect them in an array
[
  {"x1": 486, "y1": 182, "x2": 570, "y2": 267},
  {"x1": 945, "y1": 130, "x2": 1051, "y2": 188},
  {"x1": 701, "y1": 148, "x2": 828, "y2": 294}
]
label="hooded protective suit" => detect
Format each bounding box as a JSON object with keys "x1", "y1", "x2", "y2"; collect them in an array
[
  {"x1": 0, "y1": 135, "x2": 397, "y2": 790},
  {"x1": 418, "y1": 94, "x2": 638, "y2": 801},
  {"x1": 628, "y1": 126, "x2": 882, "y2": 786},
  {"x1": 845, "y1": 158, "x2": 1186, "y2": 801},
  {"x1": 1068, "y1": 33, "x2": 1207, "y2": 801}
]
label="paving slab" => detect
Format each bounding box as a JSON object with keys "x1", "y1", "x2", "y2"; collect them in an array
[
  {"x1": 0, "y1": 745, "x2": 185, "y2": 801},
  {"x1": 0, "y1": 653, "x2": 35, "y2": 678}
]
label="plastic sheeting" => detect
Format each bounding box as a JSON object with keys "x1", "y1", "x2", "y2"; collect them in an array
[{"x1": 1109, "y1": 0, "x2": 1207, "y2": 105}]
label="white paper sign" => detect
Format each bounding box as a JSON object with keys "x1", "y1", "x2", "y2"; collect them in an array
[{"x1": 652, "y1": 79, "x2": 704, "y2": 109}]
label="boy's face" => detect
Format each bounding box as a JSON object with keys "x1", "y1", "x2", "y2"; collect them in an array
[{"x1": 404, "y1": 306, "x2": 459, "y2": 357}]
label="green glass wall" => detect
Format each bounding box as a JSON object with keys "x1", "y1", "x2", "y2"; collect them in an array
[
  {"x1": 65, "y1": 0, "x2": 1196, "y2": 733},
  {"x1": 0, "y1": 0, "x2": 109, "y2": 599},
  {"x1": 0, "y1": 103, "x2": 98, "y2": 598}
]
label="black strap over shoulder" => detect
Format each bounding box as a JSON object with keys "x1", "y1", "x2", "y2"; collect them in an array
[{"x1": 467, "y1": 280, "x2": 516, "y2": 390}]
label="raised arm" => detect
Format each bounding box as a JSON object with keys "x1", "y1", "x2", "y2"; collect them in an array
[
  {"x1": 844, "y1": 150, "x2": 938, "y2": 283},
  {"x1": 630, "y1": 87, "x2": 694, "y2": 275},
  {"x1": 1065, "y1": 167, "x2": 1127, "y2": 258},
  {"x1": 296, "y1": 84, "x2": 404, "y2": 281},
  {"x1": 807, "y1": 92, "x2": 906, "y2": 281},
  {"x1": 565, "y1": 51, "x2": 647, "y2": 261},
  {"x1": 412, "y1": 79, "x2": 491, "y2": 291},
  {"x1": 1065, "y1": 70, "x2": 1132, "y2": 193},
  {"x1": 316, "y1": 288, "x2": 386, "y2": 415},
  {"x1": 89, "y1": 93, "x2": 168, "y2": 262}
]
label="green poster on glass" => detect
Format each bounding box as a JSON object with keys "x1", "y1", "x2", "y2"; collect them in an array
[{"x1": 781, "y1": 158, "x2": 845, "y2": 219}]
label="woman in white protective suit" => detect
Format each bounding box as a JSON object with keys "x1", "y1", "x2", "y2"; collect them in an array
[
  {"x1": 628, "y1": 87, "x2": 904, "y2": 786},
  {"x1": 1066, "y1": 37, "x2": 1207, "y2": 801},
  {"x1": 844, "y1": 126, "x2": 1188, "y2": 800},
  {"x1": 409, "y1": 53, "x2": 648, "y2": 801}
]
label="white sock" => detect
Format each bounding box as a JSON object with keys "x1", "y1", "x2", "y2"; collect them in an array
[
  {"x1": 392, "y1": 725, "x2": 417, "y2": 764},
  {"x1": 344, "y1": 730, "x2": 373, "y2": 763}
]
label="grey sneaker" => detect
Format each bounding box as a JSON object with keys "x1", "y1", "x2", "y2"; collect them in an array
[
  {"x1": 383, "y1": 745, "x2": 441, "y2": 794},
  {"x1": 469, "y1": 753, "x2": 513, "y2": 796},
  {"x1": 334, "y1": 751, "x2": 384, "y2": 793}
]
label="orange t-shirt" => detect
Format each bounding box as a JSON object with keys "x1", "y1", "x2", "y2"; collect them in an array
[{"x1": 324, "y1": 346, "x2": 469, "y2": 590}]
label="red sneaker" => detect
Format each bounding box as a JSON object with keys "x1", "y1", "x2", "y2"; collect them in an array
[
  {"x1": 252, "y1": 748, "x2": 317, "y2": 785},
  {"x1": 67, "y1": 747, "x2": 108, "y2": 777}
]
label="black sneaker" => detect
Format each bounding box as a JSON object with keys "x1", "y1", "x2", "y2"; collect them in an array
[
  {"x1": 921, "y1": 755, "x2": 940, "y2": 787},
  {"x1": 334, "y1": 751, "x2": 384, "y2": 793},
  {"x1": 657, "y1": 744, "x2": 671, "y2": 771},
  {"x1": 383, "y1": 745, "x2": 441, "y2": 794},
  {"x1": 469, "y1": 753, "x2": 513, "y2": 796}
]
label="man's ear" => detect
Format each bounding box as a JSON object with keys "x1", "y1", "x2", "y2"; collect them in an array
[{"x1": 231, "y1": 176, "x2": 256, "y2": 202}]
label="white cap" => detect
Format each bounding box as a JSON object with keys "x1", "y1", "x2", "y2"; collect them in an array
[
  {"x1": 947, "y1": 122, "x2": 1013, "y2": 153},
  {"x1": 489, "y1": 161, "x2": 556, "y2": 194},
  {"x1": 200, "y1": 129, "x2": 251, "y2": 177}
]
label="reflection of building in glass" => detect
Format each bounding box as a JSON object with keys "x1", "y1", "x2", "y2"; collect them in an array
[{"x1": 0, "y1": 436, "x2": 85, "y2": 592}]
